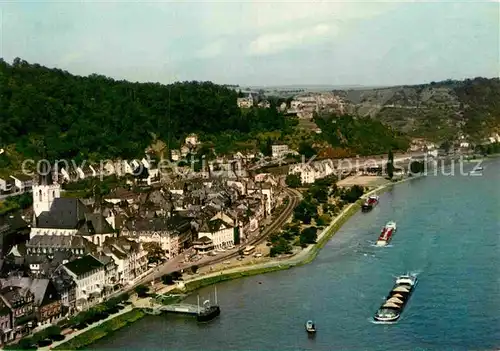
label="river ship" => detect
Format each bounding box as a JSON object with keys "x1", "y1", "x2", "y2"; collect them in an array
[
  {"x1": 362, "y1": 195, "x2": 379, "y2": 212},
  {"x1": 305, "y1": 320, "x2": 316, "y2": 333},
  {"x1": 373, "y1": 274, "x2": 417, "y2": 323},
  {"x1": 375, "y1": 221, "x2": 397, "y2": 246}
]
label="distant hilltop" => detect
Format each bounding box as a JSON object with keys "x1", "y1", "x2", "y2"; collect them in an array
[
  {"x1": 239, "y1": 78, "x2": 500, "y2": 142},
  {"x1": 236, "y1": 85, "x2": 390, "y2": 94}
]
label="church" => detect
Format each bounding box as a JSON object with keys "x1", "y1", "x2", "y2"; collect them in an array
[{"x1": 29, "y1": 166, "x2": 116, "y2": 247}]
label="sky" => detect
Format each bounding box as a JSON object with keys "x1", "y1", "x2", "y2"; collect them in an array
[{"x1": 0, "y1": 0, "x2": 498, "y2": 87}]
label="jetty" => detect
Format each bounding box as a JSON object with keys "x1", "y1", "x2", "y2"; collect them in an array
[{"x1": 143, "y1": 288, "x2": 220, "y2": 322}]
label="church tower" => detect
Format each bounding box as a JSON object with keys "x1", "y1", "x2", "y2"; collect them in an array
[{"x1": 33, "y1": 163, "x2": 61, "y2": 217}]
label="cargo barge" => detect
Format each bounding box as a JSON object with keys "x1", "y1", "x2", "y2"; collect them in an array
[
  {"x1": 375, "y1": 221, "x2": 397, "y2": 246},
  {"x1": 361, "y1": 195, "x2": 379, "y2": 212},
  {"x1": 373, "y1": 274, "x2": 417, "y2": 323}
]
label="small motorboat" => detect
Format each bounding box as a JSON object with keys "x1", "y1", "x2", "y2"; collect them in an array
[
  {"x1": 305, "y1": 320, "x2": 316, "y2": 333},
  {"x1": 469, "y1": 166, "x2": 483, "y2": 175}
]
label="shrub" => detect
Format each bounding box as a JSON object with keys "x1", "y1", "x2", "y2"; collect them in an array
[
  {"x1": 300, "y1": 227, "x2": 318, "y2": 245},
  {"x1": 135, "y1": 284, "x2": 150, "y2": 298},
  {"x1": 316, "y1": 214, "x2": 331, "y2": 226},
  {"x1": 162, "y1": 274, "x2": 174, "y2": 285}
]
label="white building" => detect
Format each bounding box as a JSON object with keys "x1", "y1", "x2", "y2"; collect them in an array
[
  {"x1": 271, "y1": 144, "x2": 289, "y2": 159},
  {"x1": 171, "y1": 150, "x2": 181, "y2": 161},
  {"x1": 237, "y1": 94, "x2": 254, "y2": 108},
  {"x1": 120, "y1": 216, "x2": 193, "y2": 258},
  {"x1": 101, "y1": 237, "x2": 148, "y2": 284},
  {"x1": 30, "y1": 167, "x2": 116, "y2": 246},
  {"x1": 122, "y1": 161, "x2": 134, "y2": 174},
  {"x1": 488, "y1": 133, "x2": 500, "y2": 143},
  {"x1": 61, "y1": 255, "x2": 105, "y2": 310},
  {"x1": 197, "y1": 218, "x2": 235, "y2": 249},
  {"x1": 76, "y1": 165, "x2": 97, "y2": 180},
  {"x1": 10, "y1": 174, "x2": 33, "y2": 193},
  {"x1": 288, "y1": 164, "x2": 318, "y2": 184},
  {"x1": 185, "y1": 134, "x2": 199, "y2": 146},
  {"x1": 288, "y1": 159, "x2": 335, "y2": 184},
  {"x1": 0, "y1": 177, "x2": 13, "y2": 192}
]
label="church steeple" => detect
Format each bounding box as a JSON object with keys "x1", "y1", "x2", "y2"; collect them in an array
[
  {"x1": 38, "y1": 161, "x2": 54, "y2": 186},
  {"x1": 33, "y1": 160, "x2": 61, "y2": 218}
]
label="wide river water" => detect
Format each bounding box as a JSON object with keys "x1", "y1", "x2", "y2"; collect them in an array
[{"x1": 92, "y1": 158, "x2": 500, "y2": 351}]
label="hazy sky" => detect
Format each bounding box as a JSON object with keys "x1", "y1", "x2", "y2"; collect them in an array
[{"x1": 0, "y1": 1, "x2": 498, "y2": 86}]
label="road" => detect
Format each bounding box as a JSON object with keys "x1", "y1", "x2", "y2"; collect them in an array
[{"x1": 129, "y1": 187, "x2": 302, "y2": 290}]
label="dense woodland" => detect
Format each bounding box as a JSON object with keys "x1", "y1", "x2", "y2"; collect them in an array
[
  {"x1": 0, "y1": 58, "x2": 291, "y2": 162},
  {"x1": 314, "y1": 113, "x2": 410, "y2": 156}
]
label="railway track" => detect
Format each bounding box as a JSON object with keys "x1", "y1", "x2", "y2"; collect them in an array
[
  {"x1": 129, "y1": 188, "x2": 301, "y2": 290},
  {"x1": 195, "y1": 188, "x2": 301, "y2": 268}
]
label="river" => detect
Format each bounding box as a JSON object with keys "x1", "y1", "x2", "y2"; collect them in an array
[{"x1": 91, "y1": 158, "x2": 500, "y2": 351}]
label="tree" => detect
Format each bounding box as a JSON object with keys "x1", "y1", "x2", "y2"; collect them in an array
[
  {"x1": 171, "y1": 271, "x2": 183, "y2": 280},
  {"x1": 285, "y1": 174, "x2": 301, "y2": 188},
  {"x1": 270, "y1": 237, "x2": 292, "y2": 257},
  {"x1": 261, "y1": 137, "x2": 273, "y2": 157},
  {"x1": 440, "y1": 140, "x2": 452, "y2": 153},
  {"x1": 143, "y1": 242, "x2": 164, "y2": 263},
  {"x1": 191, "y1": 264, "x2": 199, "y2": 274},
  {"x1": 298, "y1": 142, "x2": 316, "y2": 160},
  {"x1": 409, "y1": 160, "x2": 425, "y2": 174},
  {"x1": 133, "y1": 166, "x2": 149, "y2": 180},
  {"x1": 386, "y1": 149, "x2": 394, "y2": 179},
  {"x1": 316, "y1": 214, "x2": 331, "y2": 226},
  {"x1": 340, "y1": 185, "x2": 364, "y2": 203},
  {"x1": 309, "y1": 184, "x2": 328, "y2": 203},
  {"x1": 300, "y1": 227, "x2": 318, "y2": 245},
  {"x1": 293, "y1": 199, "x2": 318, "y2": 224},
  {"x1": 134, "y1": 284, "x2": 149, "y2": 298},
  {"x1": 162, "y1": 274, "x2": 174, "y2": 285}
]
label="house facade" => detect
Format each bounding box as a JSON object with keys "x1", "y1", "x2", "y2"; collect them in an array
[
  {"x1": 10, "y1": 174, "x2": 33, "y2": 193},
  {"x1": 61, "y1": 255, "x2": 105, "y2": 310},
  {"x1": 197, "y1": 218, "x2": 235, "y2": 249},
  {"x1": 101, "y1": 237, "x2": 148, "y2": 285},
  {"x1": 271, "y1": 144, "x2": 289, "y2": 159}
]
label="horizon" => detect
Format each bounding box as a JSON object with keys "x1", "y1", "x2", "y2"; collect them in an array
[
  {"x1": 1, "y1": 57, "x2": 497, "y2": 91},
  {"x1": 1, "y1": 1, "x2": 498, "y2": 87}
]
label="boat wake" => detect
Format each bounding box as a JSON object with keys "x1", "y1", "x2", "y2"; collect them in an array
[
  {"x1": 368, "y1": 243, "x2": 394, "y2": 248},
  {"x1": 392, "y1": 270, "x2": 422, "y2": 279},
  {"x1": 370, "y1": 319, "x2": 398, "y2": 325}
]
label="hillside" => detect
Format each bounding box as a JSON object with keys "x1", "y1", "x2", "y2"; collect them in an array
[
  {"x1": 0, "y1": 58, "x2": 289, "y2": 162},
  {"x1": 0, "y1": 58, "x2": 408, "y2": 166},
  {"x1": 334, "y1": 78, "x2": 500, "y2": 141}
]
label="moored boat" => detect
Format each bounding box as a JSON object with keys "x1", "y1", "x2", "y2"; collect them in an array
[
  {"x1": 373, "y1": 274, "x2": 417, "y2": 323},
  {"x1": 375, "y1": 221, "x2": 397, "y2": 246},
  {"x1": 362, "y1": 195, "x2": 380, "y2": 212},
  {"x1": 305, "y1": 320, "x2": 316, "y2": 333}
]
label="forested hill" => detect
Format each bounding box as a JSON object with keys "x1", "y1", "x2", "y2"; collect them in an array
[
  {"x1": 337, "y1": 78, "x2": 500, "y2": 141},
  {"x1": 0, "y1": 58, "x2": 287, "y2": 161}
]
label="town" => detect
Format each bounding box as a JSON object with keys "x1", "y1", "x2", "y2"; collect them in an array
[
  {"x1": 0, "y1": 78, "x2": 500, "y2": 349},
  {"x1": 1, "y1": 124, "x2": 498, "y2": 348}
]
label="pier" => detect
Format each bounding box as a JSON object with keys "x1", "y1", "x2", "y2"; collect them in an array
[{"x1": 143, "y1": 288, "x2": 221, "y2": 322}]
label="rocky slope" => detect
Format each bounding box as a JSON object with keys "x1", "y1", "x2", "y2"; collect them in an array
[{"x1": 334, "y1": 78, "x2": 500, "y2": 141}]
